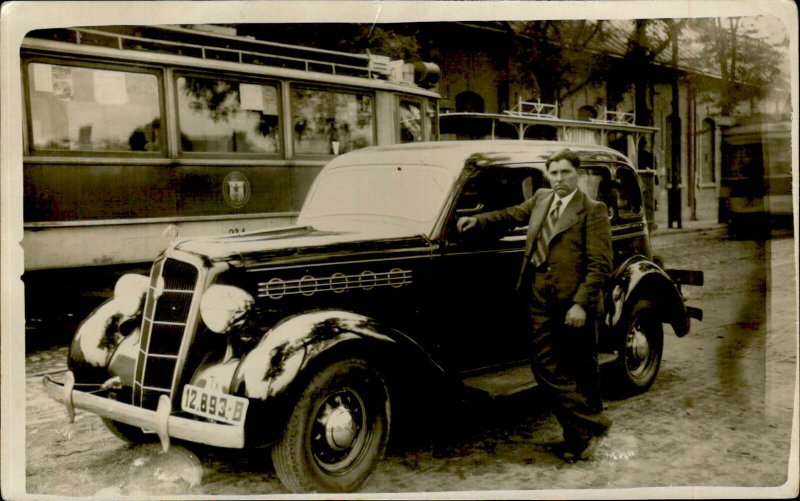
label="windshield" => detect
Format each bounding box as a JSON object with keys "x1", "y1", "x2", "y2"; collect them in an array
[{"x1": 298, "y1": 163, "x2": 456, "y2": 234}]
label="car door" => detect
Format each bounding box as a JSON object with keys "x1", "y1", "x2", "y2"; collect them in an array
[{"x1": 428, "y1": 165, "x2": 546, "y2": 373}]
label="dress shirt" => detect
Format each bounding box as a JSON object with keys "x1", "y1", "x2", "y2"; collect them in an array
[{"x1": 550, "y1": 188, "x2": 577, "y2": 218}]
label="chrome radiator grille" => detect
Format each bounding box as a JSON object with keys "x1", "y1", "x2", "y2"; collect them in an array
[{"x1": 133, "y1": 257, "x2": 199, "y2": 410}]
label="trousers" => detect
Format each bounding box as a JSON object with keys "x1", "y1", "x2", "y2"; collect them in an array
[{"x1": 528, "y1": 268, "x2": 611, "y2": 443}]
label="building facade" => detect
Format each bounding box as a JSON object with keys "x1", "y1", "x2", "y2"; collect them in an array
[{"x1": 425, "y1": 21, "x2": 790, "y2": 226}]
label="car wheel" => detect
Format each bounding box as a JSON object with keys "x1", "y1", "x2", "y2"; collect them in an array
[
  {"x1": 271, "y1": 358, "x2": 390, "y2": 493},
  {"x1": 102, "y1": 418, "x2": 158, "y2": 444},
  {"x1": 608, "y1": 299, "x2": 663, "y2": 396}
]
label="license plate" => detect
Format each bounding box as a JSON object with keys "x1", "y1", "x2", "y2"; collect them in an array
[{"x1": 181, "y1": 384, "x2": 248, "y2": 426}]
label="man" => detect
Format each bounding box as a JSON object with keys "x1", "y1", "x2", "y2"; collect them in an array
[{"x1": 457, "y1": 148, "x2": 613, "y2": 463}]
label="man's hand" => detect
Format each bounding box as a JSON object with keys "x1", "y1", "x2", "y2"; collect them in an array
[
  {"x1": 564, "y1": 303, "x2": 586, "y2": 328},
  {"x1": 456, "y1": 216, "x2": 477, "y2": 233}
]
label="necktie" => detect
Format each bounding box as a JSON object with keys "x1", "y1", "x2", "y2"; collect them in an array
[{"x1": 531, "y1": 199, "x2": 561, "y2": 267}]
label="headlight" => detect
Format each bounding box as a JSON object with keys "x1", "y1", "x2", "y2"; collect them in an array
[
  {"x1": 113, "y1": 274, "x2": 149, "y2": 317},
  {"x1": 200, "y1": 285, "x2": 254, "y2": 334}
]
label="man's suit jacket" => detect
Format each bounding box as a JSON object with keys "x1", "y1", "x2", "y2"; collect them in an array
[{"x1": 475, "y1": 188, "x2": 612, "y2": 315}]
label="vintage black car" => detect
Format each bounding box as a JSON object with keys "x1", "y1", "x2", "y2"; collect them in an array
[{"x1": 45, "y1": 140, "x2": 703, "y2": 493}]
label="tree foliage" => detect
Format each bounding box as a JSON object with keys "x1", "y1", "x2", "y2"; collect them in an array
[
  {"x1": 238, "y1": 23, "x2": 421, "y2": 61},
  {"x1": 509, "y1": 19, "x2": 683, "y2": 115},
  {"x1": 236, "y1": 18, "x2": 786, "y2": 119},
  {"x1": 688, "y1": 17, "x2": 788, "y2": 115},
  {"x1": 509, "y1": 20, "x2": 609, "y2": 103}
]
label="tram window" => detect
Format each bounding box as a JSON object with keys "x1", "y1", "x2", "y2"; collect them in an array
[
  {"x1": 291, "y1": 87, "x2": 374, "y2": 155},
  {"x1": 177, "y1": 76, "x2": 281, "y2": 155},
  {"x1": 399, "y1": 99, "x2": 423, "y2": 142},
  {"x1": 27, "y1": 63, "x2": 162, "y2": 153}
]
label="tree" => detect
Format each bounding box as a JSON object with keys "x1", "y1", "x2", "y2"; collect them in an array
[
  {"x1": 509, "y1": 20, "x2": 608, "y2": 103},
  {"x1": 689, "y1": 17, "x2": 788, "y2": 116},
  {"x1": 508, "y1": 19, "x2": 684, "y2": 122},
  {"x1": 622, "y1": 19, "x2": 684, "y2": 126},
  {"x1": 237, "y1": 23, "x2": 421, "y2": 61}
]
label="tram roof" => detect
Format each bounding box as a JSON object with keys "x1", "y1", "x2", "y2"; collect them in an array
[{"x1": 22, "y1": 25, "x2": 440, "y2": 98}]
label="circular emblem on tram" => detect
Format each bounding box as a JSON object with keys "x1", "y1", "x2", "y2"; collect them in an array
[{"x1": 222, "y1": 171, "x2": 251, "y2": 209}]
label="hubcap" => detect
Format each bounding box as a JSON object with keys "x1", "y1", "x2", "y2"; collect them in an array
[
  {"x1": 627, "y1": 322, "x2": 652, "y2": 375},
  {"x1": 311, "y1": 389, "x2": 368, "y2": 473},
  {"x1": 631, "y1": 325, "x2": 650, "y2": 360},
  {"x1": 325, "y1": 406, "x2": 357, "y2": 450}
]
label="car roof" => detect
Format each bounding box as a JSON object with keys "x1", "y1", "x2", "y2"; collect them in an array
[{"x1": 323, "y1": 140, "x2": 632, "y2": 174}]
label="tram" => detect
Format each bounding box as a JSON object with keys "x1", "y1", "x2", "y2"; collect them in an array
[
  {"x1": 21, "y1": 25, "x2": 440, "y2": 333},
  {"x1": 719, "y1": 118, "x2": 793, "y2": 230}
]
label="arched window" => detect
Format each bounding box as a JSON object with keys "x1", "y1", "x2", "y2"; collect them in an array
[
  {"x1": 577, "y1": 105, "x2": 598, "y2": 121},
  {"x1": 698, "y1": 118, "x2": 716, "y2": 183},
  {"x1": 455, "y1": 91, "x2": 485, "y2": 113}
]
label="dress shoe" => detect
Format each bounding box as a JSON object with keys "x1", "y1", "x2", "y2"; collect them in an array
[{"x1": 552, "y1": 439, "x2": 590, "y2": 463}]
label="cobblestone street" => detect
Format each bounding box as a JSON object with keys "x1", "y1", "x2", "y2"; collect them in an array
[{"x1": 22, "y1": 227, "x2": 798, "y2": 497}]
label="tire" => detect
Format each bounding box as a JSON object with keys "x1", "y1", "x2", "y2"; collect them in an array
[
  {"x1": 607, "y1": 299, "x2": 663, "y2": 397},
  {"x1": 102, "y1": 418, "x2": 158, "y2": 444},
  {"x1": 271, "y1": 358, "x2": 390, "y2": 493}
]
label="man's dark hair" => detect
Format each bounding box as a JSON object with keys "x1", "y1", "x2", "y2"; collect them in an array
[{"x1": 546, "y1": 148, "x2": 581, "y2": 169}]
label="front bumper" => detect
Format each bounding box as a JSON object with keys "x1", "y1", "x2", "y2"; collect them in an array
[{"x1": 43, "y1": 371, "x2": 245, "y2": 451}]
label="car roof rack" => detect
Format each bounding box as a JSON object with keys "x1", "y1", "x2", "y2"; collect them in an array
[
  {"x1": 503, "y1": 98, "x2": 559, "y2": 119},
  {"x1": 589, "y1": 108, "x2": 637, "y2": 126}
]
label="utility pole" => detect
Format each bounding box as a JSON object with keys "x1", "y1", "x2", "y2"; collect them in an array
[{"x1": 668, "y1": 21, "x2": 683, "y2": 229}]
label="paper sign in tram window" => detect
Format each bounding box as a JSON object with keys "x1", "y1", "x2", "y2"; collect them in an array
[
  {"x1": 33, "y1": 63, "x2": 54, "y2": 93},
  {"x1": 240, "y1": 83, "x2": 264, "y2": 112},
  {"x1": 52, "y1": 66, "x2": 74, "y2": 101},
  {"x1": 94, "y1": 70, "x2": 129, "y2": 105}
]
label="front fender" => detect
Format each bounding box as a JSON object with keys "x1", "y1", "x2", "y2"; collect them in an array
[
  {"x1": 231, "y1": 309, "x2": 443, "y2": 400},
  {"x1": 68, "y1": 275, "x2": 149, "y2": 383},
  {"x1": 606, "y1": 257, "x2": 691, "y2": 337}
]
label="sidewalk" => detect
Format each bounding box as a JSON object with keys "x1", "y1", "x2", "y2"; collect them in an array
[{"x1": 650, "y1": 220, "x2": 727, "y2": 237}]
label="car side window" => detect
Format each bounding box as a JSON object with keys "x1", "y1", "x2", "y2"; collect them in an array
[
  {"x1": 612, "y1": 166, "x2": 644, "y2": 219},
  {"x1": 578, "y1": 166, "x2": 616, "y2": 219},
  {"x1": 577, "y1": 168, "x2": 604, "y2": 200},
  {"x1": 452, "y1": 167, "x2": 543, "y2": 240},
  {"x1": 454, "y1": 176, "x2": 485, "y2": 215},
  {"x1": 456, "y1": 169, "x2": 541, "y2": 213}
]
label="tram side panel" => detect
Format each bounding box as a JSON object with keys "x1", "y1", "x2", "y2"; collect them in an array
[{"x1": 23, "y1": 162, "x2": 316, "y2": 270}]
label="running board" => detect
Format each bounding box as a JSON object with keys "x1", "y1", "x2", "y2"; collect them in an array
[
  {"x1": 462, "y1": 365, "x2": 536, "y2": 398},
  {"x1": 461, "y1": 352, "x2": 619, "y2": 398}
]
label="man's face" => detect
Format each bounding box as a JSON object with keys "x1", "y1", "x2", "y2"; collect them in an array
[{"x1": 547, "y1": 159, "x2": 579, "y2": 197}]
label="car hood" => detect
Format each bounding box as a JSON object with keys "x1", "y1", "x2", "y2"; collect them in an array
[{"x1": 171, "y1": 224, "x2": 432, "y2": 269}]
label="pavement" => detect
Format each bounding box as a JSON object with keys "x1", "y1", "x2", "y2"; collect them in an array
[{"x1": 650, "y1": 220, "x2": 727, "y2": 237}]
